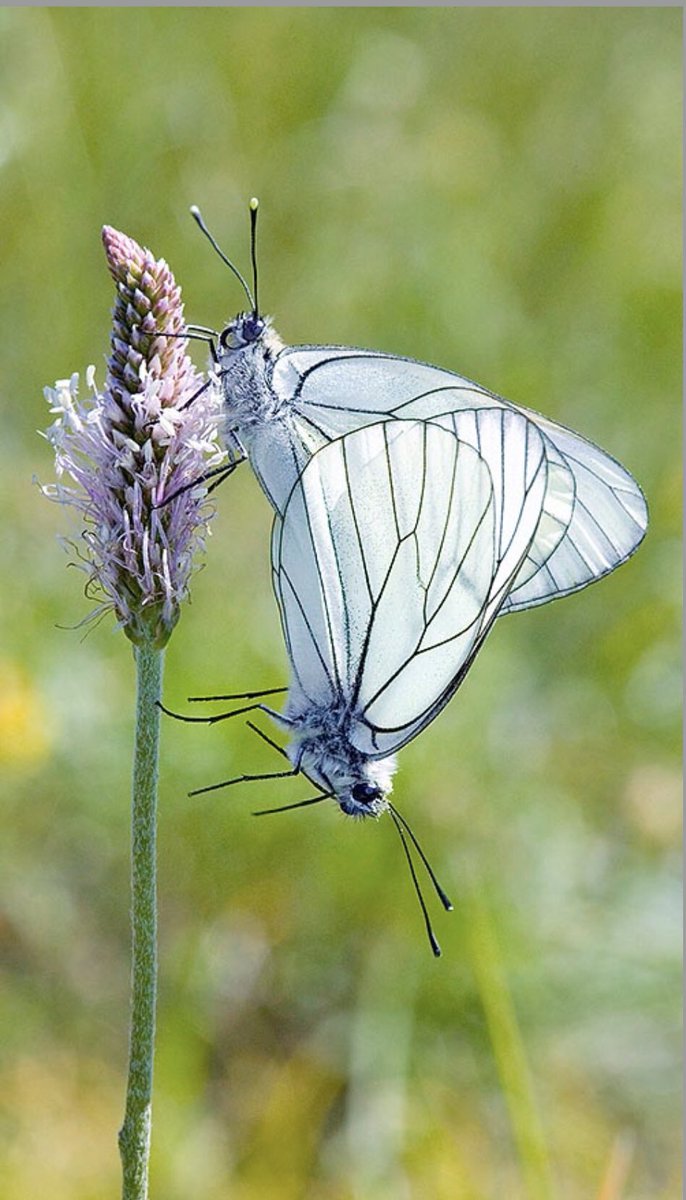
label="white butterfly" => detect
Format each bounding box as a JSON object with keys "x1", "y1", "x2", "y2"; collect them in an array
[
  {"x1": 189, "y1": 204, "x2": 647, "y2": 616},
  {"x1": 271, "y1": 415, "x2": 549, "y2": 784},
  {"x1": 220, "y1": 415, "x2": 548, "y2": 952},
  {"x1": 177, "y1": 413, "x2": 553, "y2": 947}
]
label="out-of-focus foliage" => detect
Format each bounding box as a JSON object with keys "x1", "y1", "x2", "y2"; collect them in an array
[{"x1": 0, "y1": 8, "x2": 680, "y2": 1199}]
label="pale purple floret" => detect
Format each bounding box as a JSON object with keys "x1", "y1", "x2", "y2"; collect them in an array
[{"x1": 42, "y1": 228, "x2": 223, "y2": 648}]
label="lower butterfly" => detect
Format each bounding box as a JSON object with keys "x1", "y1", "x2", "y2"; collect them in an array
[{"x1": 171, "y1": 414, "x2": 557, "y2": 954}]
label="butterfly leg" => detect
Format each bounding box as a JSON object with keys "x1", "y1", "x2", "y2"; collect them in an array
[
  {"x1": 153, "y1": 456, "x2": 245, "y2": 510},
  {"x1": 157, "y1": 699, "x2": 267, "y2": 725}
]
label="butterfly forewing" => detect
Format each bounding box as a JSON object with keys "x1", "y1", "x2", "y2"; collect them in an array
[
  {"x1": 273, "y1": 418, "x2": 548, "y2": 762},
  {"x1": 273, "y1": 349, "x2": 493, "y2": 424},
  {"x1": 354, "y1": 429, "x2": 495, "y2": 722}
]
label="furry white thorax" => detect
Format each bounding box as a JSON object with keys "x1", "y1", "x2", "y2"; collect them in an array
[
  {"x1": 217, "y1": 316, "x2": 287, "y2": 432},
  {"x1": 284, "y1": 696, "x2": 397, "y2": 819},
  {"x1": 216, "y1": 313, "x2": 329, "y2": 513}
]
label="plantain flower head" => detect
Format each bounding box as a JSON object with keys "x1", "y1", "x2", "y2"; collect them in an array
[{"x1": 41, "y1": 228, "x2": 223, "y2": 648}]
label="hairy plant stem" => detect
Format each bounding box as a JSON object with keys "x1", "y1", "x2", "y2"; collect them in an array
[{"x1": 119, "y1": 642, "x2": 164, "y2": 1200}]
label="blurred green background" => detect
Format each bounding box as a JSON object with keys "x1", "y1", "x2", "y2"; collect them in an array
[{"x1": 0, "y1": 7, "x2": 680, "y2": 1199}]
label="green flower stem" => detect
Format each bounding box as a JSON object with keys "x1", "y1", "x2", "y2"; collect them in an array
[{"x1": 119, "y1": 642, "x2": 164, "y2": 1200}]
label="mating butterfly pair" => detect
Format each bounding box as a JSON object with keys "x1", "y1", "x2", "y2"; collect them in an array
[{"x1": 169, "y1": 205, "x2": 647, "y2": 953}]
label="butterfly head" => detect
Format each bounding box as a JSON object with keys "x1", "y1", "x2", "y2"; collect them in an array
[
  {"x1": 300, "y1": 746, "x2": 395, "y2": 820},
  {"x1": 219, "y1": 312, "x2": 267, "y2": 352},
  {"x1": 338, "y1": 778, "x2": 388, "y2": 819},
  {"x1": 287, "y1": 698, "x2": 396, "y2": 819}
]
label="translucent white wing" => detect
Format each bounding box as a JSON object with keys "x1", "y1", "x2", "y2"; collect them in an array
[
  {"x1": 246, "y1": 418, "x2": 315, "y2": 516},
  {"x1": 251, "y1": 349, "x2": 497, "y2": 513},
  {"x1": 271, "y1": 346, "x2": 501, "y2": 435},
  {"x1": 500, "y1": 410, "x2": 648, "y2": 611},
  {"x1": 266, "y1": 345, "x2": 647, "y2": 608},
  {"x1": 272, "y1": 417, "x2": 547, "y2": 759},
  {"x1": 430, "y1": 408, "x2": 574, "y2": 623}
]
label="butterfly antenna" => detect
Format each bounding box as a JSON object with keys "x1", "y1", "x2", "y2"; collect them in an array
[
  {"x1": 189, "y1": 205, "x2": 255, "y2": 311},
  {"x1": 388, "y1": 803, "x2": 453, "y2": 912},
  {"x1": 389, "y1": 808, "x2": 442, "y2": 958},
  {"x1": 249, "y1": 197, "x2": 260, "y2": 317}
]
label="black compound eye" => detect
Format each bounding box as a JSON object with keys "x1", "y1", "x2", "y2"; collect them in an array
[
  {"x1": 243, "y1": 315, "x2": 264, "y2": 341},
  {"x1": 351, "y1": 782, "x2": 382, "y2": 805}
]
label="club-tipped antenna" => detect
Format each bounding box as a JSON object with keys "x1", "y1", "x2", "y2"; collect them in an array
[
  {"x1": 389, "y1": 808, "x2": 442, "y2": 958},
  {"x1": 389, "y1": 803, "x2": 453, "y2": 912},
  {"x1": 190, "y1": 205, "x2": 255, "y2": 311},
  {"x1": 249, "y1": 197, "x2": 259, "y2": 317}
]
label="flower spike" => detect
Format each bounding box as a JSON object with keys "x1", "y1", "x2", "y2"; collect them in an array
[{"x1": 41, "y1": 228, "x2": 223, "y2": 648}]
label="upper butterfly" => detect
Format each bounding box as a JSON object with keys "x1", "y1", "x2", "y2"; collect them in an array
[{"x1": 188, "y1": 201, "x2": 647, "y2": 612}]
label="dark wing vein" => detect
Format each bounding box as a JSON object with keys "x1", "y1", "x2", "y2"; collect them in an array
[
  {"x1": 354, "y1": 428, "x2": 494, "y2": 721},
  {"x1": 422, "y1": 436, "x2": 459, "y2": 620},
  {"x1": 299, "y1": 472, "x2": 343, "y2": 693},
  {"x1": 349, "y1": 537, "x2": 405, "y2": 710},
  {"x1": 278, "y1": 567, "x2": 334, "y2": 696},
  {"x1": 343, "y1": 436, "x2": 373, "y2": 605}
]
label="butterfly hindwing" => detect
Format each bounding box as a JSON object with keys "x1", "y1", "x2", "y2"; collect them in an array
[{"x1": 501, "y1": 408, "x2": 648, "y2": 610}]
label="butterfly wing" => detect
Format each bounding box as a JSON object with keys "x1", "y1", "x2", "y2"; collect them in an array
[
  {"x1": 251, "y1": 348, "x2": 490, "y2": 512},
  {"x1": 267, "y1": 346, "x2": 646, "y2": 609},
  {"x1": 499, "y1": 409, "x2": 648, "y2": 611},
  {"x1": 430, "y1": 407, "x2": 575, "y2": 622},
  {"x1": 271, "y1": 346, "x2": 500, "y2": 436},
  {"x1": 272, "y1": 416, "x2": 547, "y2": 759}
]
